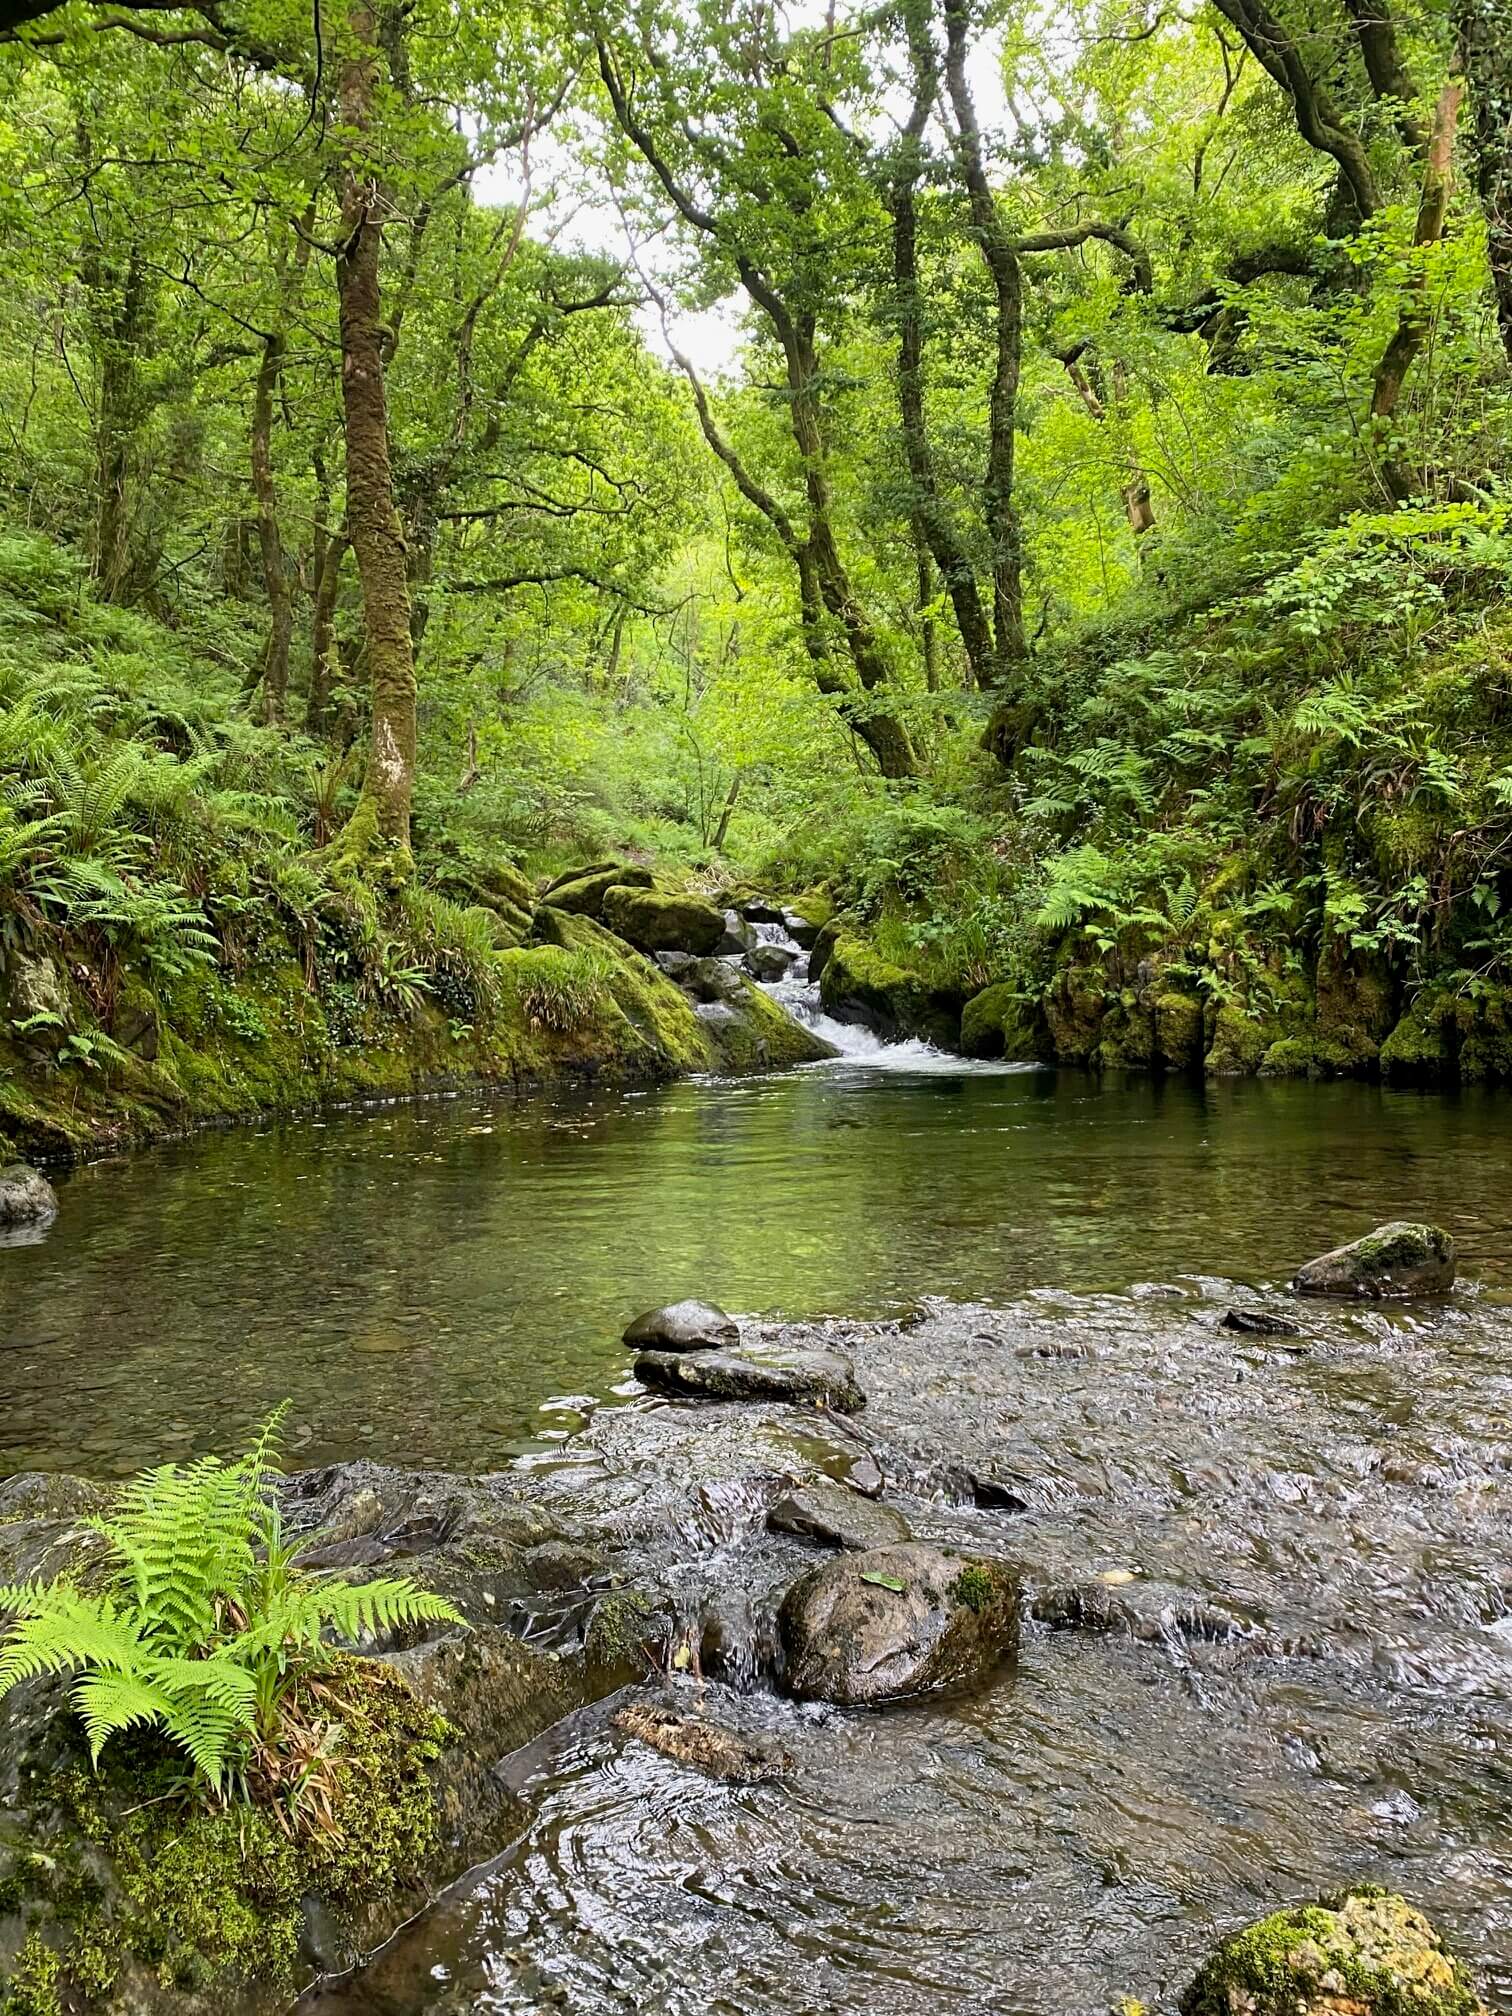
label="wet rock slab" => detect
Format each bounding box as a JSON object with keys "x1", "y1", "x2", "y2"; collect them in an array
[
  {"x1": 633, "y1": 1339, "x2": 865, "y2": 1412},
  {"x1": 767, "y1": 1476, "x2": 911, "y2": 1551},
  {"x1": 779, "y1": 1541, "x2": 1018, "y2": 1705},
  {"x1": 612, "y1": 1693, "x2": 794, "y2": 1783}
]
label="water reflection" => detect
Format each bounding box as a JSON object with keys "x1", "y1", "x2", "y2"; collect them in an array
[{"x1": 2, "y1": 1069, "x2": 1509, "y2": 1476}]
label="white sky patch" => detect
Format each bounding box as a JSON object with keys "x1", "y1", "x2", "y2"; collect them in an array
[{"x1": 473, "y1": 10, "x2": 1016, "y2": 376}]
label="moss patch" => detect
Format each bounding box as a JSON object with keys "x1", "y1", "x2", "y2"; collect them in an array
[{"x1": 1180, "y1": 1888, "x2": 1484, "y2": 2016}]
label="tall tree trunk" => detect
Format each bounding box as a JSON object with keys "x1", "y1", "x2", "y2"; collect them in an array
[
  {"x1": 1370, "y1": 79, "x2": 1466, "y2": 495},
  {"x1": 307, "y1": 527, "x2": 347, "y2": 736},
  {"x1": 888, "y1": 18, "x2": 995, "y2": 691},
  {"x1": 1459, "y1": 0, "x2": 1512, "y2": 369},
  {"x1": 943, "y1": 0, "x2": 1030, "y2": 683},
  {"x1": 87, "y1": 241, "x2": 150, "y2": 604},
  {"x1": 250, "y1": 329, "x2": 293, "y2": 722},
  {"x1": 336, "y1": 0, "x2": 417, "y2": 850}
]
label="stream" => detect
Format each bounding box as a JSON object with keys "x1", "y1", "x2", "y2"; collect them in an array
[{"x1": 4, "y1": 921, "x2": 1512, "y2": 2013}]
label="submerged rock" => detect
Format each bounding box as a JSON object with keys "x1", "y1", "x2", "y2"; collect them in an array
[
  {"x1": 1292, "y1": 1222, "x2": 1455, "y2": 1299},
  {"x1": 633, "y1": 1340, "x2": 865, "y2": 1412},
  {"x1": 623, "y1": 1300, "x2": 739, "y2": 1352},
  {"x1": 1221, "y1": 1307, "x2": 1303, "y2": 1337},
  {"x1": 767, "y1": 1477, "x2": 911, "y2": 1551},
  {"x1": 1179, "y1": 1888, "x2": 1486, "y2": 2016},
  {"x1": 601, "y1": 885, "x2": 725, "y2": 957},
  {"x1": 612, "y1": 1695, "x2": 793, "y2": 1783},
  {"x1": 778, "y1": 1542, "x2": 1018, "y2": 1705},
  {"x1": 0, "y1": 1163, "x2": 58, "y2": 1228}
]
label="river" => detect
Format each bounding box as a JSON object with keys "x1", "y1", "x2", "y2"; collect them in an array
[{"x1": 4, "y1": 956, "x2": 1512, "y2": 2015}]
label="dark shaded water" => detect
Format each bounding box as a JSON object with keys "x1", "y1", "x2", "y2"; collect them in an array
[{"x1": 2, "y1": 1065, "x2": 1511, "y2": 1475}]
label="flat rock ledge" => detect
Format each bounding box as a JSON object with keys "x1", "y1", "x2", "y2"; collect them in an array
[
  {"x1": 1292, "y1": 1221, "x2": 1455, "y2": 1299},
  {"x1": 779, "y1": 1541, "x2": 1018, "y2": 1705},
  {"x1": 767, "y1": 1476, "x2": 911, "y2": 1551},
  {"x1": 633, "y1": 1340, "x2": 865, "y2": 1412}
]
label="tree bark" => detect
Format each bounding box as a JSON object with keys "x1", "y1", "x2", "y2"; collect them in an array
[
  {"x1": 1459, "y1": 0, "x2": 1512, "y2": 368},
  {"x1": 943, "y1": 0, "x2": 1029, "y2": 680},
  {"x1": 1370, "y1": 77, "x2": 1466, "y2": 497},
  {"x1": 307, "y1": 526, "x2": 348, "y2": 736},
  {"x1": 86, "y1": 239, "x2": 150, "y2": 604},
  {"x1": 336, "y1": 0, "x2": 418, "y2": 849},
  {"x1": 250, "y1": 328, "x2": 293, "y2": 723}
]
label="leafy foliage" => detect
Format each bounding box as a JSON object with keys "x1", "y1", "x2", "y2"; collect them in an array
[{"x1": 0, "y1": 1412, "x2": 462, "y2": 1796}]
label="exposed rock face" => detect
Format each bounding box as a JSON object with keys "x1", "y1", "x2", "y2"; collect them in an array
[
  {"x1": 612, "y1": 1695, "x2": 793, "y2": 1783},
  {"x1": 767, "y1": 1477, "x2": 911, "y2": 1551},
  {"x1": 718, "y1": 910, "x2": 758, "y2": 955},
  {"x1": 1179, "y1": 1889, "x2": 1486, "y2": 2016},
  {"x1": 3, "y1": 949, "x2": 69, "y2": 1028},
  {"x1": 783, "y1": 910, "x2": 821, "y2": 949},
  {"x1": 622, "y1": 1300, "x2": 739, "y2": 1352},
  {"x1": 778, "y1": 1543, "x2": 1018, "y2": 1705},
  {"x1": 633, "y1": 1340, "x2": 865, "y2": 1412},
  {"x1": 0, "y1": 1163, "x2": 58, "y2": 1228},
  {"x1": 1292, "y1": 1222, "x2": 1455, "y2": 1298},
  {"x1": 601, "y1": 885, "x2": 725, "y2": 957}
]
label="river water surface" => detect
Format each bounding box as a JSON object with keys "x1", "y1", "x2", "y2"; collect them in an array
[{"x1": 4, "y1": 1027, "x2": 1512, "y2": 2016}]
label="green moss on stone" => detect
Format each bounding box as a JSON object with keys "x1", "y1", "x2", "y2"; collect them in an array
[
  {"x1": 950, "y1": 1565, "x2": 1001, "y2": 1615},
  {"x1": 961, "y1": 983, "x2": 1046, "y2": 1062},
  {"x1": 1180, "y1": 1888, "x2": 1484, "y2": 2016}
]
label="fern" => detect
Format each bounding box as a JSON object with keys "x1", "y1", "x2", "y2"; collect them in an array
[{"x1": 0, "y1": 1410, "x2": 463, "y2": 1797}]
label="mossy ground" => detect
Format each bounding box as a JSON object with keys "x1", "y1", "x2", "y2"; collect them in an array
[{"x1": 0, "y1": 1658, "x2": 447, "y2": 2015}]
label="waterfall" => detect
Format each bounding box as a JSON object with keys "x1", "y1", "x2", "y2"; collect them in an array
[{"x1": 737, "y1": 911, "x2": 1025, "y2": 1075}]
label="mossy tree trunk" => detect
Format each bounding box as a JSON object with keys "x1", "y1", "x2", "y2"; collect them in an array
[{"x1": 336, "y1": 0, "x2": 418, "y2": 850}]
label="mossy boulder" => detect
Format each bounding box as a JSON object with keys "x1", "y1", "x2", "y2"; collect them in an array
[
  {"x1": 818, "y1": 934, "x2": 961, "y2": 1049},
  {"x1": 600, "y1": 885, "x2": 725, "y2": 957},
  {"x1": 1381, "y1": 993, "x2": 1454, "y2": 1084},
  {"x1": 1292, "y1": 1221, "x2": 1456, "y2": 1298},
  {"x1": 778, "y1": 1543, "x2": 1018, "y2": 1705},
  {"x1": 540, "y1": 864, "x2": 653, "y2": 921},
  {"x1": 1043, "y1": 970, "x2": 1107, "y2": 1064},
  {"x1": 960, "y1": 983, "x2": 1047, "y2": 1062},
  {"x1": 1154, "y1": 991, "x2": 1205, "y2": 1069},
  {"x1": 692, "y1": 972, "x2": 836, "y2": 1071},
  {"x1": 1179, "y1": 1888, "x2": 1486, "y2": 2016}
]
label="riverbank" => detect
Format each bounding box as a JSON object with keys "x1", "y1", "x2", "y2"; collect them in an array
[{"x1": 3, "y1": 1278, "x2": 1508, "y2": 2015}]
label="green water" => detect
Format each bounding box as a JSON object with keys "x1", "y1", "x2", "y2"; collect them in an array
[{"x1": 2, "y1": 1065, "x2": 1509, "y2": 1477}]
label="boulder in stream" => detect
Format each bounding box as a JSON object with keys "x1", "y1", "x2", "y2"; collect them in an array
[
  {"x1": 779, "y1": 1542, "x2": 1018, "y2": 1705},
  {"x1": 767, "y1": 1476, "x2": 911, "y2": 1551},
  {"x1": 1220, "y1": 1306, "x2": 1303, "y2": 1337},
  {"x1": 1179, "y1": 1888, "x2": 1486, "y2": 2016},
  {"x1": 633, "y1": 1339, "x2": 865, "y2": 1412},
  {"x1": 623, "y1": 1299, "x2": 739, "y2": 1352},
  {"x1": 1292, "y1": 1222, "x2": 1455, "y2": 1299},
  {"x1": 0, "y1": 1162, "x2": 58, "y2": 1228},
  {"x1": 746, "y1": 942, "x2": 798, "y2": 982}
]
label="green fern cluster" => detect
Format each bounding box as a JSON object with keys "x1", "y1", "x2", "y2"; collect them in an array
[{"x1": 0, "y1": 1411, "x2": 462, "y2": 1795}]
